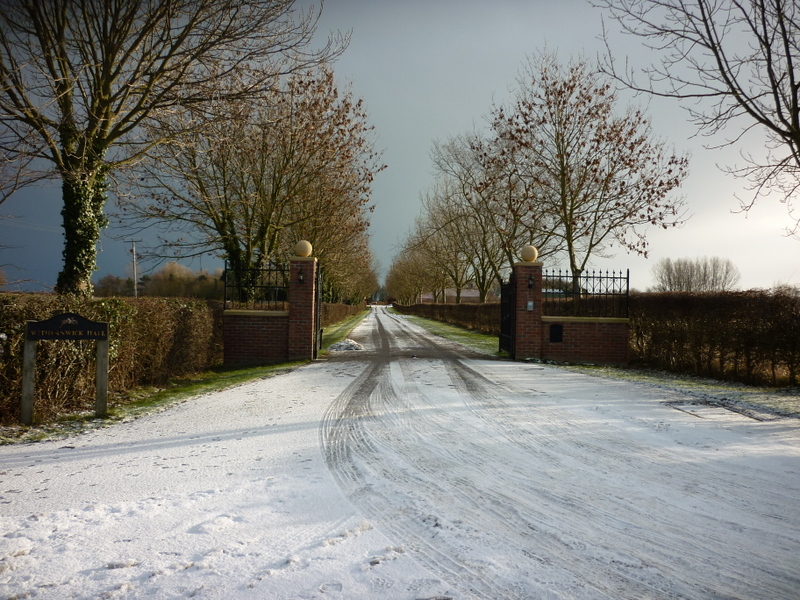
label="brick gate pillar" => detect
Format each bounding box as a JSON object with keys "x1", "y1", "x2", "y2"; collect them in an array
[
  {"x1": 287, "y1": 242, "x2": 318, "y2": 361},
  {"x1": 512, "y1": 246, "x2": 543, "y2": 361}
]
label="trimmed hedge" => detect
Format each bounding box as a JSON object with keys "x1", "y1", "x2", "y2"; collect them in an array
[
  {"x1": 321, "y1": 302, "x2": 366, "y2": 328},
  {"x1": 629, "y1": 291, "x2": 800, "y2": 386},
  {"x1": 4, "y1": 289, "x2": 794, "y2": 424},
  {"x1": 394, "y1": 290, "x2": 800, "y2": 387},
  {"x1": 0, "y1": 295, "x2": 366, "y2": 424},
  {"x1": 392, "y1": 303, "x2": 500, "y2": 335},
  {"x1": 0, "y1": 294, "x2": 223, "y2": 424}
]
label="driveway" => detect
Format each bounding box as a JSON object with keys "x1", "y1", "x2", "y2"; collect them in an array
[{"x1": 1, "y1": 306, "x2": 799, "y2": 599}]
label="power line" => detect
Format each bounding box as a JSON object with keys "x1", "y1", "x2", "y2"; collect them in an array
[{"x1": 0, "y1": 216, "x2": 61, "y2": 234}]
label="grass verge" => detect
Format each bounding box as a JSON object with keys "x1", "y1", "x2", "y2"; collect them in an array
[
  {"x1": 320, "y1": 310, "x2": 370, "y2": 353},
  {"x1": 0, "y1": 311, "x2": 370, "y2": 444},
  {"x1": 391, "y1": 309, "x2": 506, "y2": 357}
]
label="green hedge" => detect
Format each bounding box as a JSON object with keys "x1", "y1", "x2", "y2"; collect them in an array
[
  {"x1": 392, "y1": 303, "x2": 500, "y2": 335},
  {"x1": 321, "y1": 302, "x2": 366, "y2": 327},
  {"x1": 0, "y1": 294, "x2": 223, "y2": 424},
  {"x1": 628, "y1": 291, "x2": 800, "y2": 386},
  {"x1": 394, "y1": 290, "x2": 800, "y2": 387},
  {"x1": 0, "y1": 295, "x2": 367, "y2": 424},
  {"x1": 4, "y1": 290, "x2": 795, "y2": 424}
]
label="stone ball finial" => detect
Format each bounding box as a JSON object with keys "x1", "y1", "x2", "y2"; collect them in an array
[
  {"x1": 294, "y1": 240, "x2": 313, "y2": 257},
  {"x1": 520, "y1": 245, "x2": 539, "y2": 262}
]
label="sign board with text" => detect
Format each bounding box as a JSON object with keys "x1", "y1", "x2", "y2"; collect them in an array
[
  {"x1": 21, "y1": 313, "x2": 109, "y2": 425},
  {"x1": 25, "y1": 313, "x2": 108, "y2": 341}
]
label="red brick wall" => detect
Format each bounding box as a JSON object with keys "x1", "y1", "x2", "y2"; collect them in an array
[
  {"x1": 223, "y1": 257, "x2": 319, "y2": 367},
  {"x1": 287, "y1": 258, "x2": 316, "y2": 361},
  {"x1": 541, "y1": 318, "x2": 629, "y2": 365},
  {"x1": 511, "y1": 261, "x2": 629, "y2": 365},
  {"x1": 512, "y1": 262, "x2": 543, "y2": 360},
  {"x1": 223, "y1": 311, "x2": 289, "y2": 366}
]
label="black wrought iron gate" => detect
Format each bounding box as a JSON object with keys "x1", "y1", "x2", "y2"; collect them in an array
[
  {"x1": 314, "y1": 269, "x2": 323, "y2": 359},
  {"x1": 499, "y1": 272, "x2": 516, "y2": 357}
]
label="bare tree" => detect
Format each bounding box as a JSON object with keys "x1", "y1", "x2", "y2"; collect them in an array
[
  {"x1": 486, "y1": 54, "x2": 689, "y2": 283},
  {"x1": 423, "y1": 179, "x2": 500, "y2": 302},
  {"x1": 431, "y1": 134, "x2": 560, "y2": 287},
  {"x1": 408, "y1": 189, "x2": 474, "y2": 303},
  {"x1": 385, "y1": 242, "x2": 447, "y2": 305},
  {"x1": 93, "y1": 274, "x2": 134, "y2": 297},
  {"x1": 321, "y1": 244, "x2": 380, "y2": 304},
  {"x1": 309, "y1": 225, "x2": 380, "y2": 303},
  {"x1": 0, "y1": 0, "x2": 344, "y2": 295},
  {"x1": 134, "y1": 263, "x2": 224, "y2": 298},
  {"x1": 595, "y1": 0, "x2": 800, "y2": 230},
  {"x1": 650, "y1": 256, "x2": 741, "y2": 291},
  {"x1": 119, "y1": 66, "x2": 383, "y2": 299}
]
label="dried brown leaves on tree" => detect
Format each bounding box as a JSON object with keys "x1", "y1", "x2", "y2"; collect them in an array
[
  {"x1": 481, "y1": 54, "x2": 689, "y2": 277},
  {"x1": 120, "y1": 65, "x2": 384, "y2": 302},
  {"x1": 392, "y1": 55, "x2": 688, "y2": 298}
]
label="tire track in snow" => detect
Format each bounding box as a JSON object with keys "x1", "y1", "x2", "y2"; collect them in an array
[
  {"x1": 378, "y1": 312, "x2": 800, "y2": 597},
  {"x1": 323, "y1": 310, "x2": 669, "y2": 598},
  {"x1": 385, "y1": 348, "x2": 704, "y2": 598},
  {"x1": 440, "y1": 359, "x2": 800, "y2": 598},
  {"x1": 322, "y1": 310, "x2": 518, "y2": 597},
  {"x1": 359, "y1": 313, "x2": 729, "y2": 597},
  {"x1": 322, "y1": 307, "x2": 800, "y2": 599}
]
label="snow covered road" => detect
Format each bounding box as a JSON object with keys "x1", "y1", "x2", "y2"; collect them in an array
[{"x1": 2, "y1": 306, "x2": 800, "y2": 599}]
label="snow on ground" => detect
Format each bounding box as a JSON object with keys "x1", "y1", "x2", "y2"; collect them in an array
[
  {"x1": 328, "y1": 339, "x2": 364, "y2": 352},
  {"x1": 2, "y1": 307, "x2": 800, "y2": 599}
]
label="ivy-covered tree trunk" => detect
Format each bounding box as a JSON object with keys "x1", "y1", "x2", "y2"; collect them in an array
[
  {"x1": 55, "y1": 169, "x2": 109, "y2": 296},
  {"x1": 1, "y1": 1, "x2": 342, "y2": 298}
]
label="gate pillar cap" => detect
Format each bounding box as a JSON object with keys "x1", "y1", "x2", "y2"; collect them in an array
[
  {"x1": 520, "y1": 245, "x2": 539, "y2": 262},
  {"x1": 294, "y1": 240, "x2": 313, "y2": 257}
]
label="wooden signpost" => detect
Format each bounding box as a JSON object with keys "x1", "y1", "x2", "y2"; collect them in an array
[{"x1": 21, "y1": 313, "x2": 109, "y2": 425}]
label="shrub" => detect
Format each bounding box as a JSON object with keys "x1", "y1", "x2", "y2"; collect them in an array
[
  {"x1": 395, "y1": 290, "x2": 800, "y2": 387},
  {"x1": 321, "y1": 302, "x2": 366, "y2": 327},
  {"x1": 629, "y1": 290, "x2": 800, "y2": 386},
  {"x1": 0, "y1": 294, "x2": 223, "y2": 424}
]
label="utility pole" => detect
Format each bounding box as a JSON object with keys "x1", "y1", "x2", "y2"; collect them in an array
[{"x1": 127, "y1": 240, "x2": 142, "y2": 297}]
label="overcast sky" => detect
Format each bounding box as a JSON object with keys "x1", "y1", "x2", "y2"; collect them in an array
[{"x1": 1, "y1": 0, "x2": 798, "y2": 291}]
